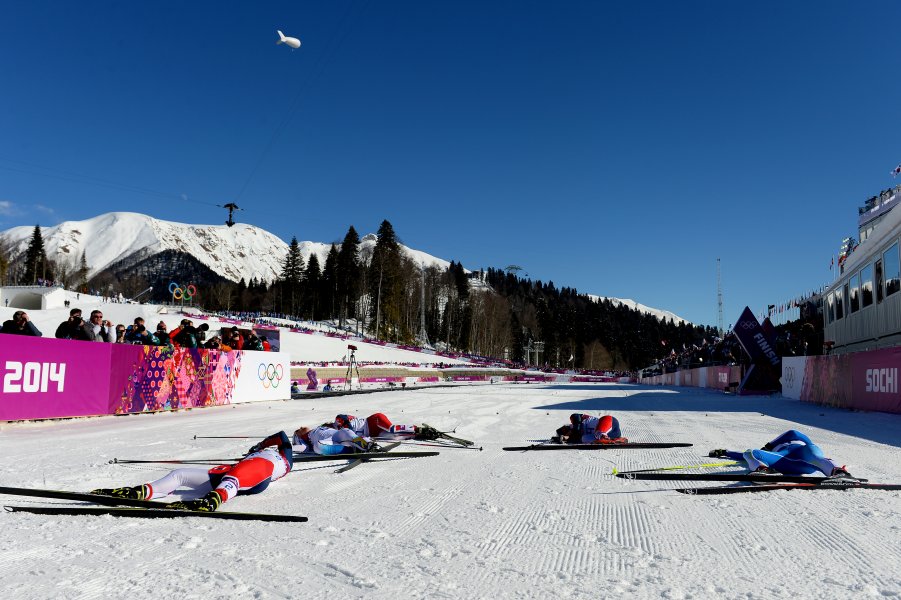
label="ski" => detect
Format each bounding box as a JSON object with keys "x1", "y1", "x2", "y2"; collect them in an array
[
  {"x1": 0, "y1": 485, "x2": 178, "y2": 509},
  {"x1": 112, "y1": 451, "x2": 438, "y2": 465},
  {"x1": 335, "y1": 442, "x2": 401, "y2": 474},
  {"x1": 4, "y1": 505, "x2": 308, "y2": 522},
  {"x1": 294, "y1": 449, "x2": 438, "y2": 464},
  {"x1": 615, "y1": 472, "x2": 869, "y2": 484},
  {"x1": 503, "y1": 443, "x2": 693, "y2": 451},
  {"x1": 678, "y1": 482, "x2": 901, "y2": 495}
]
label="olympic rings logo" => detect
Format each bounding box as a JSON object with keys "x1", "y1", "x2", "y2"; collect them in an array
[
  {"x1": 784, "y1": 366, "x2": 795, "y2": 388},
  {"x1": 258, "y1": 363, "x2": 284, "y2": 388},
  {"x1": 738, "y1": 320, "x2": 757, "y2": 330},
  {"x1": 169, "y1": 282, "x2": 198, "y2": 301}
]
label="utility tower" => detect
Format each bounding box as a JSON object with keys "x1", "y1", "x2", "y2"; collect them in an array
[
  {"x1": 416, "y1": 264, "x2": 430, "y2": 347},
  {"x1": 716, "y1": 258, "x2": 724, "y2": 336}
]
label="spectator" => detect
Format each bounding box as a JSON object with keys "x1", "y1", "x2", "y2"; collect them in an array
[
  {"x1": 227, "y1": 327, "x2": 244, "y2": 350},
  {"x1": 124, "y1": 318, "x2": 146, "y2": 344},
  {"x1": 203, "y1": 335, "x2": 225, "y2": 350},
  {"x1": 1, "y1": 311, "x2": 42, "y2": 337},
  {"x1": 115, "y1": 325, "x2": 127, "y2": 343},
  {"x1": 195, "y1": 323, "x2": 210, "y2": 346},
  {"x1": 170, "y1": 319, "x2": 200, "y2": 348},
  {"x1": 260, "y1": 335, "x2": 272, "y2": 352},
  {"x1": 154, "y1": 322, "x2": 173, "y2": 348},
  {"x1": 290, "y1": 381, "x2": 301, "y2": 394},
  {"x1": 55, "y1": 308, "x2": 90, "y2": 340},
  {"x1": 82, "y1": 310, "x2": 115, "y2": 342},
  {"x1": 243, "y1": 332, "x2": 264, "y2": 352}
]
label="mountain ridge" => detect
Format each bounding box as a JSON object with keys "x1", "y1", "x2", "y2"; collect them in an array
[{"x1": 1, "y1": 212, "x2": 687, "y2": 324}]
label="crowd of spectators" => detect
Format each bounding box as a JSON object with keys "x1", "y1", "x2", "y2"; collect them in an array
[
  {"x1": 642, "y1": 333, "x2": 744, "y2": 377},
  {"x1": 0, "y1": 307, "x2": 275, "y2": 353}
]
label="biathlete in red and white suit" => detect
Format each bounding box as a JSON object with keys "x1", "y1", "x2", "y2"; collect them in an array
[
  {"x1": 563, "y1": 414, "x2": 626, "y2": 444},
  {"x1": 334, "y1": 413, "x2": 420, "y2": 440},
  {"x1": 91, "y1": 431, "x2": 294, "y2": 512}
]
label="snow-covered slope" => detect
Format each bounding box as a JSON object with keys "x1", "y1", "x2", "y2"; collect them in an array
[{"x1": 587, "y1": 294, "x2": 689, "y2": 325}]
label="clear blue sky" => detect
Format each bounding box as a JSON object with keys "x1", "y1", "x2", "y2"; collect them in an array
[{"x1": 3, "y1": 1, "x2": 901, "y2": 327}]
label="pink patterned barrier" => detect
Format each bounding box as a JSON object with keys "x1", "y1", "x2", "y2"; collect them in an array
[{"x1": 1, "y1": 335, "x2": 288, "y2": 421}]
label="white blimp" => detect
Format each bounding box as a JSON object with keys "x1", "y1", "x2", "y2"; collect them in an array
[{"x1": 276, "y1": 30, "x2": 301, "y2": 49}]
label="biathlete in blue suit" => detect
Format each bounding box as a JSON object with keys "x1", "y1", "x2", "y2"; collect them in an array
[{"x1": 709, "y1": 430, "x2": 852, "y2": 477}]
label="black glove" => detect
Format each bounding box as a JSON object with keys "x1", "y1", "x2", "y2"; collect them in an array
[
  {"x1": 247, "y1": 443, "x2": 263, "y2": 455},
  {"x1": 414, "y1": 425, "x2": 441, "y2": 441}
]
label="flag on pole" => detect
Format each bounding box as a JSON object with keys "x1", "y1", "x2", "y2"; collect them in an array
[{"x1": 892, "y1": 163, "x2": 901, "y2": 178}]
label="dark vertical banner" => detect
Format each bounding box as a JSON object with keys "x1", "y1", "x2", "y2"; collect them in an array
[
  {"x1": 732, "y1": 307, "x2": 781, "y2": 369},
  {"x1": 732, "y1": 307, "x2": 781, "y2": 393}
]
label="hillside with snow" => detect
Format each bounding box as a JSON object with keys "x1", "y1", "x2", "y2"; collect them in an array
[
  {"x1": 1, "y1": 212, "x2": 688, "y2": 324},
  {"x1": 587, "y1": 295, "x2": 689, "y2": 325}
]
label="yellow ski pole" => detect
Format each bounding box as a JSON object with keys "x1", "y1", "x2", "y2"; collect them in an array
[{"x1": 612, "y1": 460, "x2": 738, "y2": 475}]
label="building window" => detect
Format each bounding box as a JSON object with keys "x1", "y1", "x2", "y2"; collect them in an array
[
  {"x1": 861, "y1": 264, "x2": 874, "y2": 307},
  {"x1": 849, "y1": 273, "x2": 860, "y2": 313},
  {"x1": 827, "y1": 291, "x2": 835, "y2": 323},
  {"x1": 885, "y1": 243, "x2": 900, "y2": 297},
  {"x1": 836, "y1": 284, "x2": 846, "y2": 319},
  {"x1": 876, "y1": 259, "x2": 884, "y2": 304}
]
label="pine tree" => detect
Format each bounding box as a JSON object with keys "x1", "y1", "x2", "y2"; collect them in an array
[
  {"x1": 368, "y1": 220, "x2": 405, "y2": 340},
  {"x1": 336, "y1": 227, "x2": 361, "y2": 328},
  {"x1": 281, "y1": 237, "x2": 305, "y2": 316},
  {"x1": 77, "y1": 251, "x2": 88, "y2": 289},
  {"x1": 304, "y1": 253, "x2": 322, "y2": 320},
  {"x1": 22, "y1": 225, "x2": 53, "y2": 284},
  {"x1": 322, "y1": 244, "x2": 339, "y2": 320}
]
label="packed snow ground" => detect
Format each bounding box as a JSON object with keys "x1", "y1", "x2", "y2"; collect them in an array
[{"x1": 2, "y1": 383, "x2": 900, "y2": 599}]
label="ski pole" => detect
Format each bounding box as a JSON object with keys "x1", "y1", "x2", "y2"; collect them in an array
[
  {"x1": 193, "y1": 435, "x2": 262, "y2": 440},
  {"x1": 612, "y1": 460, "x2": 738, "y2": 475},
  {"x1": 382, "y1": 439, "x2": 483, "y2": 451},
  {"x1": 110, "y1": 458, "x2": 243, "y2": 465}
]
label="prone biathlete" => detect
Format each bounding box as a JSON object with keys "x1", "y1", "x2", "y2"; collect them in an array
[
  {"x1": 293, "y1": 424, "x2": 379, "y2": 455},
  {"x1": 555, "y1": 414, "x2": 627, "y2": 444},
  {"x1": 709, "y1": 429, "x2": 853, "y2": 477},
  {"x1": 91, "y1": 431, "x2": 294, "y2": 512},
  {"x1": 334, "y1": 413, "x2": 441, "y2": 441}
]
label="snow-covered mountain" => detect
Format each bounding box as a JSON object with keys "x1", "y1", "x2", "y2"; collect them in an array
[
  {"x1": 0, "y1": 212, "x2": 688, "y2": 323},
  {"x1": 0, "y1": 212, "x2": 455, "y2": 284}
]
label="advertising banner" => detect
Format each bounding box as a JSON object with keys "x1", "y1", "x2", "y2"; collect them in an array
[
  {"x1": 781, "y1": 357, "x2": 806, "y2": 400},
  {"x1": 849, "y1": 347, "x2": 901, "y2": 413},
  {"x1": 1, "y1": 336, "x2": 289, "y2": 421},
  {"x1": 0, "y1": 335, "x2": 112, "y2": 420},
  {"x1": 234, "y1": 351, "x2": 291, "y2": 403},
  {"x1": 111, "y1": 345, "x2": 243, "y2": 414}
]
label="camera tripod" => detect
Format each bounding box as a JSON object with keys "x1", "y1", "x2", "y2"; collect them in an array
[{"x1": 344, "y1": 348, "x2": 361, "y2": 390}]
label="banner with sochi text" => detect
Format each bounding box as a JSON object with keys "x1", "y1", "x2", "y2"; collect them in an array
[
  {"x1": 782, "y1": 350, "x2": 901, "y2": 414},
  {"x1": 0, "y1": 335, "x2": 289, "y2": 421}
]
